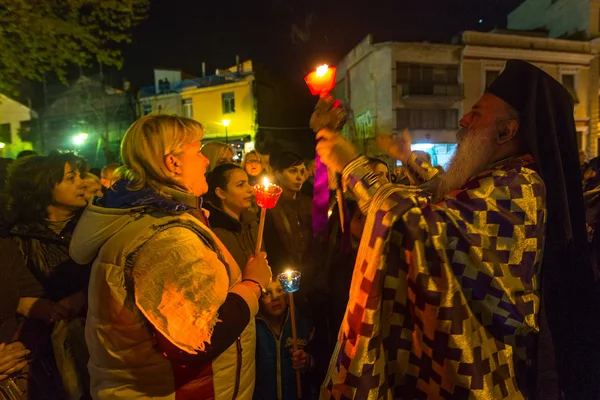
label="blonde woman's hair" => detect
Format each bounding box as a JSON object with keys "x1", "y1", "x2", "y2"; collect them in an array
[
  {"x1": 201, "y1": 141, "x2": 234, "y2": 173},
  {"x1": 241, "y1": 150, "x2": 271, "y2": 174},
  {"x1": 116, "y1": 114, "x2": 204, "y2": 193}
]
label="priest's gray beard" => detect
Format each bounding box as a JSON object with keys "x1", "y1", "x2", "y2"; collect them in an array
[{"x1": 432, "y1": 126, "x2": 497, "y2": 200}]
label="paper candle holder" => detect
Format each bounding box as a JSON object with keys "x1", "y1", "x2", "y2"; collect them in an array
[
  {"x1": 253, "y1": 182, "x2": 282, "y2": 209},
  {"x1": 305, "y1": 65, "x2": 337, "y2": 96}
]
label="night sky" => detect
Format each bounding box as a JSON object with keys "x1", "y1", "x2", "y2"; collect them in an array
[{"x1": 122, "y1": 0, "x2": 525, "y2": 87}]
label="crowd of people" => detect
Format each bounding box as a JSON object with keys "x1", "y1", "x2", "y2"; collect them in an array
[{"x1": 1, "y1": 59, "x2": 600, "y2": 399}]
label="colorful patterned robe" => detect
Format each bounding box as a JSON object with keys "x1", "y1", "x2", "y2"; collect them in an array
[{"x1": 321, "y1": 154, "x2": 546, "y2": 399}]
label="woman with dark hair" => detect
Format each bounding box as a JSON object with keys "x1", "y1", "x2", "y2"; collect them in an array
[
  {"x1": 6, "y1": 151, "x2": 91, "y2": 399},
  {"x1": 263, "y1": 151, "x2": 312, "y2": 271},
  {"x1": 204, "y1": 163, "x2": 259, "y2": 269}
]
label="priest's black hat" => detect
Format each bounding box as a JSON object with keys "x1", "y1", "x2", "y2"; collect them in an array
[{"x1": 488, "y1": 60, "x2": 600, "y2": 397}]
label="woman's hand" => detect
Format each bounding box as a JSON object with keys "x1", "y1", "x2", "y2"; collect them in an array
[
  {"x1": 290, "y1": 349, "x2": 310, "y2": 372},
  {"x1": 0, "y1": 342, "x2": 29, "y2": 380},
  {"x1": 243, "y1": 252, "x2": 271, "y2": 290},
  {"x1": 17, "y1": 297, "x2": 69, "y2": 325}
]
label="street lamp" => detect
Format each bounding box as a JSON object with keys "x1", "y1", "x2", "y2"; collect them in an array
[
  {"x1": 222, "y1": 119, "x2": 230, "y2": 145},
  {"x1": 72, "y1": 132, "x2": 89, "y2": 146}
]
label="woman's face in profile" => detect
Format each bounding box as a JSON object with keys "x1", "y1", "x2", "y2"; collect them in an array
[{"x1": 176, "y1": 140, "x2": 211, "y2": 196}]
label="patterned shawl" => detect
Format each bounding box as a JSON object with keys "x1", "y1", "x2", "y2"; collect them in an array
[{"x1": 321, "y1": 154, "x2": 546, "y2": 399}]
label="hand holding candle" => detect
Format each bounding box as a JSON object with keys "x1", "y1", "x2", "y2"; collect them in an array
[
  {"x1": 253, "y1": 177, "x2": 282, "y2": 255},
  {"x1": 278, "y1": 269, "x2": 303, "y2": 398},
  {"x1": 306, "y1": 64, "x2": 348, "y2": 236}
]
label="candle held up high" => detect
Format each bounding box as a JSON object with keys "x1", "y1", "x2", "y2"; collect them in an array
[
  {"x1": 305, "y1": 64, "x2": 348, "y2": 236},
  {"x1": 305, "y1": 64, "x2": 337, "y2": 97}
]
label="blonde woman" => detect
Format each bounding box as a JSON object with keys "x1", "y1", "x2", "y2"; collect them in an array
[
  {"x1": 201, "y1": 141, "x2": 234, "y2": 174},
  {"x1": 69, "y1": 115, "x2": 271, "y2": 399},
  {"x1": 241, "y1": 150, "x2": 269, "y2": 186}
]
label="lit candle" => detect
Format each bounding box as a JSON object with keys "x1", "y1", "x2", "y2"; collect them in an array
[
  {"x1": 304, "y1": 64, "x2": 337, "y2": 97},
  {"x1": 316, "y1": 64, "x2": 329, "y2": 78},
  {"x1": 278, "y1": 269, "x2": 301, "y2": 294},
  {"x1": 253, "y1": 177, "x2": 282, "y2": 255},
  {"x1": 277, "y1": 268, "x2": 302, "y2": 398}
]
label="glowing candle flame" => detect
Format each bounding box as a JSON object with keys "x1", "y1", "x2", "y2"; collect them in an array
[
  {"x1": 278, "y1": 269, "x2": 301, "y2": 293},
  {"x1": 262, "y1": 177, "x2": 271, "y2": 190},
  {"x1": 315, "y1": 64, "x2": 329, "y2": 78}
]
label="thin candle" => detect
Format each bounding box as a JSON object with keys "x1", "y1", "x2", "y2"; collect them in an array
[{"x1": 278, "y1": 269, "x2": 303, "y2": 398}]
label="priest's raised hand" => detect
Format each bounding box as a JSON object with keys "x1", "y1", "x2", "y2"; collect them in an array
[{"x1": 315, "y1": 128, "x2": 359, "y2": 173}]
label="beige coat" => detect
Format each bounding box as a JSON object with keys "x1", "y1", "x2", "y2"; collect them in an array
[{"x1": 70, "y1": 200, "x2": 257, "y2": 399}]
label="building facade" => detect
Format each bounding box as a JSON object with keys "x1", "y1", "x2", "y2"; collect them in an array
[
  {"x1": 507, "y1": 0, "x2": 600, "y2": 157},
  {"x1": 180, "y1": 60, "x2": 256, "y2": 148},
  {"x1": 0, "y1": 94, "x2": 36, "y2": 159},
  {"x1": 335, "y1": 32, "x2": 596, "y2": 165}
]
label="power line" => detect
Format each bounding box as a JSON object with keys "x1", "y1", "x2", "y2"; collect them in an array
[{"x1": 257, "y1": 126, "x2": 310, "y2": 130}]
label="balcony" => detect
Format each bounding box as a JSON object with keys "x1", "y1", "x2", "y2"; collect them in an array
[
  {"x1": 396, "y1": 63, "x2": 463, "y2": 104},
  {"x1": 400, "y1": 83, "x2": 462, "y2": 97}
]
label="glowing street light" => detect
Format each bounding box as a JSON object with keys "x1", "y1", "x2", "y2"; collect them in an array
[
  {"x1": 222, "y1": 119, "x2": 231, "y2": 145},
  {"x1": 72, "y1": 132, "x2": 89, "y2": 146}
]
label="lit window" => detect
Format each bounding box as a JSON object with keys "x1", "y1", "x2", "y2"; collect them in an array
[
  {"x1": 183, "y1": 98, "x2": 193, "y2": 118},
  {"x1": 222, "y1": 92, "x2": 235, "y2": 114}
]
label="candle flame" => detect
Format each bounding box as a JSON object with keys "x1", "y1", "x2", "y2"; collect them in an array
[
  {"x1": 262, "y1": 176, "x2": 271, "y2": 190},
  {"x1": 285, "y1": 269, "x2": 293, "y2": 279},
  {"x1": 315, "y1": 64, "x2": 329, "y2": 78}
]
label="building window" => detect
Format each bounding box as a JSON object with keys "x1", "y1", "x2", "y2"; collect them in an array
[
  {"x1": 182, "y1": 98, "x2": 193, "y2": 118},
  {"x1": 396, "y1": 63, "x2": 460, "y2": 96},
  {"x1": 485, "y1": 70, "x2": 500, "y2": 89},
  {"x1": 143, "y1": 103, "x2": 152, "y2": 116},
  {"x1": 222, "y1": 92, "x2": 235, "y2": 114},
  {"x1": 0, "y1": 123, "x2": 11, "y2": 144},
  {"x1": 396, "y1": 109, "x2": 458, "y2": 130},
  {"x1": 561, "y1": 74, "x2": 579, "y2": 103}
]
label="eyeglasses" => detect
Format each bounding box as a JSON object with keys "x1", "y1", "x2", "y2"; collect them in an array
[{"x1": 247, "y1": 159, "x2": 262, "y2": 165}]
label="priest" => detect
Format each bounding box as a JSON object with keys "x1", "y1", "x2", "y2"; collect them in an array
[{"x1": 316, "y1": 60, "x2": 599, "y2": 399}]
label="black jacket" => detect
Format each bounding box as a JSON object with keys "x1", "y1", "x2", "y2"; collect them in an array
[{"x1": 204, "y1": 202, "x2": 259, "y2": 269}]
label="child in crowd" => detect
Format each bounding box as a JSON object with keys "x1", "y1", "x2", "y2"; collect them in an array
[{"x1": 254, "y1": 278, "x2": 317, "y2": 400}]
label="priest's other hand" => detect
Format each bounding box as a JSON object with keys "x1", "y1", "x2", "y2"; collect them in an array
[
  {"x1": 316, "y1": 128, "x2": 359, "y2": 173},
  {"x1": 376, "y1": 128, "x2": 412, "y2": 164}
]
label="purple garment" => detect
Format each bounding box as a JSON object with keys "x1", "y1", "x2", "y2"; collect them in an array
[{"x1": 312, "y1": 156, "x2": 329, "y2": 236}]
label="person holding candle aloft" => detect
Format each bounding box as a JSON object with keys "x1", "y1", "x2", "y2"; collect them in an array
[
  {"x1": 314, "y1": 61, "x2": 600, "y2": 399},
  {"x1": 69, "y1": 115, "x2": 272, "y2": 400},
  {"x1": 254, "y1": 277, "x2": 317, "y2": 400}
]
